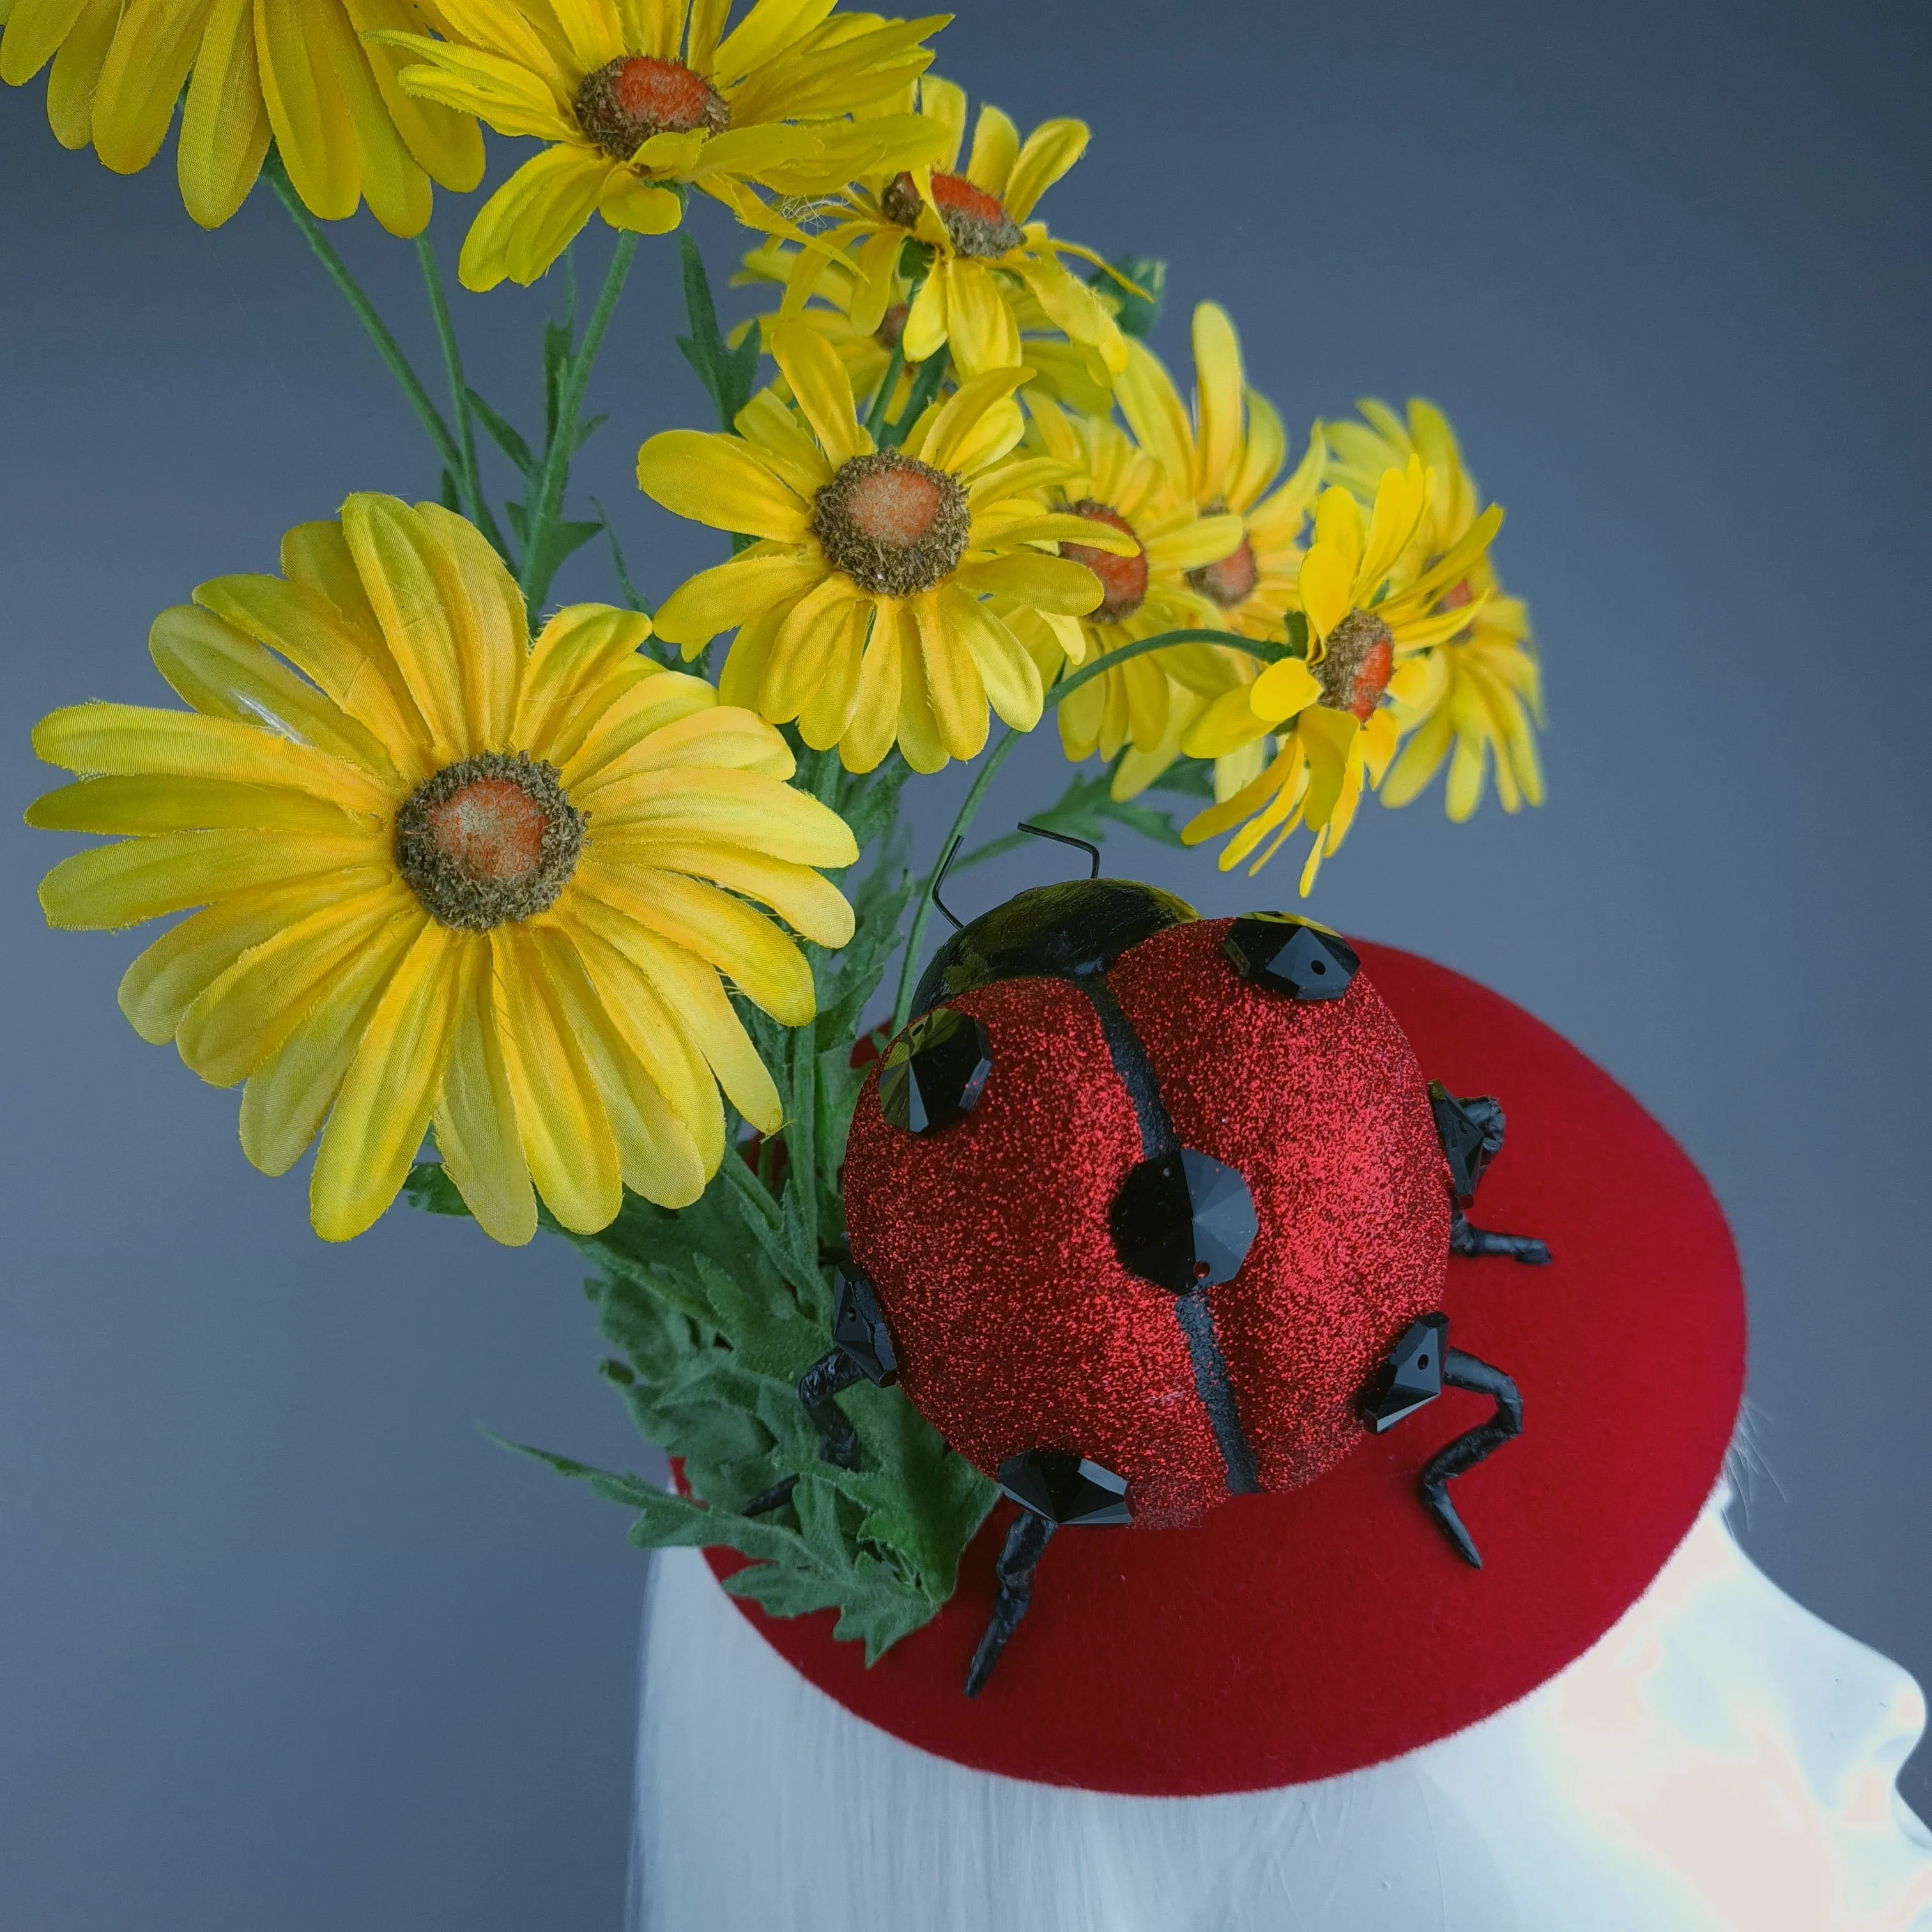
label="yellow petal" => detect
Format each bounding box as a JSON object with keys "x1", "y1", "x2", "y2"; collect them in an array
[
  {"x1": 528, "y1": 923, "x2": 704, "y2": 1210},
  {"x1": 255, "y1": 0, "x2": 361, "y2": 221},
  {"x1": 33, "y1": 702, "x2": 392, "y2": 815},
  {"x1": 631, "y1": 838, "x2": 854, "y2": 947},
  {"x1": 177, "y1": 0, "x2": 272, "y2": 224},
  {"x1": 184, "y1": 581, "x2": 425, "y2": 774},
  {"x1": 240, "y1": 908, "x2": 422, "y2": 1179},
  {"x1": 598, "y1": 172, "x2": 684, "y2": 234},
  {"x1": 313, "y1": 0, "x2": 432, "y2": 238},
  {"x1": 561, "y1": 670, "x2": 722, "y2": 791},
  {"x1": 116, "y1": 863, "x2": 391, "y2": 1044},
  {"x1": 917, "y1": 72, "x2": 965, "y2": 172},
  {"x1": 1181, "y1": 683, "x2": 1273, "y2": 759},
  {"x1": 413, "y1": 502, "x2": 525, "y2": 751},
  {"x1": 899, "y1": 257, "x2": 948, "y2": 364},
  {"x1": 1190, "y1": 303, "x2": 1244, "y2": 501},
  {"x1": 652, "y1": 549, "x2": 825, "y2": 652},
  {"x1": 954, "y1": 551, "x2": 1101, "y2": 617},
  {"x1": 26, "y1": 774, "x2": 362, "y2": 839},
  {"x1": 514, "y1": 602, "x2": 655, "y2": 751},
  {"x1": 1248, "y1": 656, "x2": 1323, "y2": 725},
  {"x1": 733, "y1": 388, "x2": 834, "y2": 496},
  {"x1": 459, "y1": 145, "x2": 605, "y2": 292},
  {"x1": 345, "y1": 0, "x2": 486, "y2": 190},
  {"x1": 1116, "y1": 337, "x2": 1193, "y2": 500},
  {"x1": 176, "y1": 882, "x2": 417, "y2": 1087},
  {"x1": 1298, "y1": 705, "x2": 1360, "y2": 830},
  {"x1": 586, "y1": 766, "x2": 858, "y2": 866},
  {"x1": 760, "y1": 571, "x2": 861, "y2": 722},
  {"x1": 917, "y1": 364, "x2": 1030, "y2": 475},
  {"x1": 385, "y1": 36, "x2": 572, "y2": 141},
  {"x1": 912, "y1": 590, "x2": 987, "y2": 762},
  {"x1": 339, "y1": 494, "x2": 471, "y2": 759},
  {"x1": 1297, "y1": 543, "x2": 1353, "y2": 643},
  {"x1": 575, "y1": 862, "x2": 816, "y2": 1024},
  {"x1": 635, "y1": 427, "x2": 811, "y2": 540},
  {"x1": 769, "y1": 321, "x2": 869, "y2": 466},
  {"x1": 940, "y1": 586, "x2": 1040, "y2": 732},
  {"x1": 1142, "y1": 512, "x2": 1246, "y2": 575},
  {"x1": 1356, "y1": 459, "x2": 1429, "y2": 599},
  {"x1": 43, "y1": 0, "x2": 118, "y2": 150},
  {"x1": 841, "y1": 597, "x2": 902, "y2": 774},
  {"x1": 964, "y1": 100, "x2": 1018, "y2": 197},
  {"x1": 939, "y1": 264, "x2": 1021, "y2": 381},
  {"x1": 567, "y1": 893, "x2": 783, "y2": 1133},
  {"x1": 429, "y1": 931, "x2": 535, "y2": 1243},
  {"x1": 310, "y1": 919, "x2": 459, "y2": 1241},
  {"x1": 1001, "y1": 116, "x2": 1086, "y2": 221},
  {"x1": 89, "y1": 0, "x2": 201, "y2": 172},
  {"x1": 0, "y1": 0, "x2": 88, "y2": 85}
]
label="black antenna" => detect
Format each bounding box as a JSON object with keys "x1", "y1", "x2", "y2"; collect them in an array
[
  {"x1": 1018, "y1": 821, "x2": 1101, "y2": 878},
  {"x1": 929, "y1": 834, "x2": 965, "y2": 929}
]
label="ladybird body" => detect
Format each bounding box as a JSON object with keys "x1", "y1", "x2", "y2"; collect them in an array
[{"x1": 841, "y1": 886, "x2": 1452, "y2": 1530}]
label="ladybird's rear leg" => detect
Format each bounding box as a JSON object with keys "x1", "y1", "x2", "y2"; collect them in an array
[
  {"x1": 1429, "y1": 1082, "x2": 1551, "y2": 1266},
  {"x1": 965, "y1": 1508, "x2": 1056, "y2": 1698},
  {"x1": 1419, "y1": 1348, "x2": 1524, "y2": 1568},
  {"x1": 1361, "y1": 1320, "x2": 1523, "y2": 1566},
  {"x1": 796, "y1": 1262, "x2": 901, "y2": 1469},
  {"x1": 963, "y1": 1452, "x2": 1132, "y2": 1696}
]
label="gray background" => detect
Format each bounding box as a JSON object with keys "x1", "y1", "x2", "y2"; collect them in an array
[{"x1": 2, "y1": 0, "x2": 1927, "y2": 1924}]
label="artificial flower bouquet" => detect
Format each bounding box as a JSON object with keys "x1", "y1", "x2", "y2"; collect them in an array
[{"x1": 12, "y1": 0, "x2": 1542, "y2": 1660}]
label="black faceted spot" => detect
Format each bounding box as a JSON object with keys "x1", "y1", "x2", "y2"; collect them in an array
[
  {"x1": 878, "y1": 1006, "x2": 992, "y2": 1136},
  {"x1": 1224, "y1": 913, "x2": 1360, "y2": 1002},
  {"x1": 1429, "y1": 1081, "x2": 1506, "y2": 1200},
  {"x1": 1361, "y1": 1312, "x2": 1448, "y2": 1432},
  {"x1": 1109, "y1": 1147, "x2": 1257, "y2": 1294},
  {"x1": 997, "y1": 1450, "x2": 1132, "y2": 1526},
  {"x1": 831, "y1": 1265, "x2": 898, "y2": 1386}
]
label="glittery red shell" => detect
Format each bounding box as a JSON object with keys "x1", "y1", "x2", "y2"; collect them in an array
[{"x1": 841, "y1": 917, "x2": 1451, "y2": 1526}]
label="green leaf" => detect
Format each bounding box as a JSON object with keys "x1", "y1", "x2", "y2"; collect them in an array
[
  {"x1": 404, "y1": 1160, "x2": 471, "y2": 1216},
  {"x1": 504, "y1": 501, "x2": 604, "y2": 589},
  {"x1": 1147, "y1": 758, "x2": 1215, "y2": 799},
  {"x1": 1091, "y1": 253, "x2": 1166, "y2": 339},
  {"x1": 675, "y1": 233, "x2": 758, "y2": 432},
  {"x1": 543, "y1": 313, "x2": 574, "y2": 454},
  {"x1": 586, "y1": 494, "x2": 652, "y2": 619},
  {"x1": 466, "y1": 388, "x2": 535, "y2": 477},
  {"x1": 438, "y1": 468, "x2": 461, "y2": 512},
  {"x1": 1283, "y1": 609, "x2": 1310, "y2": 659}
]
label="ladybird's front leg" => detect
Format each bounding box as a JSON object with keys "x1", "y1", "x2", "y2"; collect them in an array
[
  {"x1": 1429, "y1": 1082, "x2": 1551, "y2": 1266},
  {"x1": 795, "y1": 1262, "x2": 901, "y2": 1469}
]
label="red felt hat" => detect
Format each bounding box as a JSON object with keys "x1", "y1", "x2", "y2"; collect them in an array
[{"x1": 705, "y1": 937, "x2": 1745, "y2": 1797}]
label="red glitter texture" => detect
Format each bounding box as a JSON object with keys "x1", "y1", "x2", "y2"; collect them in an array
[
  {"x1": 841, "y1": 921, "x2": 1448, "y2": 1521},
  {"x1": 707, "y1": 942, "x2": 1747, "y2": 1794}
]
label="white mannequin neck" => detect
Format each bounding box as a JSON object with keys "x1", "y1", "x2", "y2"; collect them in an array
[{"x1": 629, "y1": 1491, "x2": 1932, "y2": 1931}]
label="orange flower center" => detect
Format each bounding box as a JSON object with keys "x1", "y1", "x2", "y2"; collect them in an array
[
  {"x1": 1317, "y1": 610, "x2": 1395, "y2": 721},
  {"x1": 429, "y1": 778, "x2": 546, "y2": 884},
  {"x1": 394, "y1": 753, "x2": 585, "y2": 931},
  {"x1": 1061, "y1": 501, "x2": 1148, "y2": 624},
  {"x1": 810, "y1": 448, "x2": 971, "y2": 596},
  {"x1": 575, "y1": 56, "x2": 728, "y2": 162},
  {"x1": 845, "y1": 464, "x2": 944, "y2": 547},
  {"x1": 880, "y1": 170, "x2": 1024, "y2": 258},
  {"x1": 1188, "y1": 534, "x2": 1259, "y2": 610}
]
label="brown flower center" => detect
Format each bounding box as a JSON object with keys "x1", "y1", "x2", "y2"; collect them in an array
[
  {"x1": 575, "y1": 56, "x2": 728, "y2": 162},
  {"x1": 395, "y1": 752, "x2": 585, "y2": 931},
  {"x1": 1187, "y1": 534, "x2": 1259, "y2": 610},
  {"x1": 1317, "y1": 610, "x2": 1395, "y2": 721},
  {"x1": 811, "y1": 448, "x2": 970, "y2": 596},
  {"x1": 880, "y1": 170, "x2": 1023, "y2": 257},
  {"x1": 1061, "y1": 501, "x2": 1148, "y2": 624}
]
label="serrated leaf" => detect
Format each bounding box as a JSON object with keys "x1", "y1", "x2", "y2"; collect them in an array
[
  {"x1": 676, "y1": 234, "x2": 758, "y2": 433},
  {"x1": 404, "y1": 1160, "x2": 471, "y2": 1217},
  {"x1": 438, "y1": 468, "x2": 461, "y2": 512},
  {"x1": 1147, "y1": 758, "x2": 1215, "y2": 799}
]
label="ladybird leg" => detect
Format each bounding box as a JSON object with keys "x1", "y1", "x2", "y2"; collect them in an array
[
  {"x1": 1450, "y1": 1206, "x2": 1551, "y2": 1266},
  {"x1": 964, "y1": 1508, "x2": 1057, "y2": 1698},
  {"x1": 740, "y1": 1473, "x2": 799, "y2": 1517},
  {"x1": 797, "y1": 1348, "x2": 864, "y2": 1468},
  {"x1": 1418, "y1": 1347, "x2": 1524, "y2": 1567}
]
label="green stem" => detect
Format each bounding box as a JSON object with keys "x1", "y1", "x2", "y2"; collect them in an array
[
  {"x1": 885, "y1": 628, "x2": 1283, "y2": 1032},
  {"x1": 862, "y1": 339, "x2": 907, "y2": 440},
  {"x1": 518, "y1": 231, "x2": 640, "y2": 615},
  {"x1": 415, "y1": 236, "x2": 509, "y2": 562},
  {"x1": 264, "y1": 151, "x2": 466, "y2": 490},
  {"x1": 889, "y1": 728, "x2": 1023, "y2": 1032},
  {"x1": 881, "y1": 347, "x2": 948, "y2": 449}
]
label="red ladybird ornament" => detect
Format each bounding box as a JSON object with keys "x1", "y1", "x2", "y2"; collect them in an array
[{"x1": 822, "y1": 855, "x2": 1551, "y2": 1692}]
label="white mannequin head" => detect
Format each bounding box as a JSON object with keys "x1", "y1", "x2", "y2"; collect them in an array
[{"x1": 631, "y1": 1487, "x2": 1932, "y2": 1932}]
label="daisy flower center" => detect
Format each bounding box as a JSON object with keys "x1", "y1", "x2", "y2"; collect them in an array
[
  {"x1": 1188, "y1": 534, "x2": 1259, "y2": 610},
  {"x1": 1317, "y1": 610, "x2": 1395, "y2": 721},
  {"x1": 395, "y1": 751, "x2": 586, "y2": 931},
  {"x1": 880, "y1": 171, "x2": 1024, "y2": 258},
  {"x1": 1061, "y1": 500, "x2": 1149, "y2": 624},
  {"x1": 811, "y1": 448, "x2": 970, "y2": 597},
  {"x1": 576, "y1": 56, "x2": 728, "y2": 162}
]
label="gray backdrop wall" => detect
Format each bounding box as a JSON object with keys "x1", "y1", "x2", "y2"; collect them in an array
[{"x1": 2, "y1": 1, "x2": 1927, "y2": 1925}]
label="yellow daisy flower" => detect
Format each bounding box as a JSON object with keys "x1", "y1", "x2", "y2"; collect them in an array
[
  {"x1": 766, "y1": 75, "x2": 1130, "y2": 383},
  {"x1": 635, "y1": 321, "x2": 1134, "y2": 774},
  {"x1": 384, "y1": 0, "x2": 949, "y2": 291},
  {"x1": 1019, "y1": 395, "x2": 1245, "y2": 771},
  {"x1": 28, "y1": 494, "x2": 857, "y2": 1246},
  {"x1": 0, "y1": 0, "x2": 485, "y2": 234},
  {"x1": 1326, "y1": 398, "x2": 1544, "y2": 820},
  {"x1": 1181, "y1": 459, "x2": 1503, "y2": 892},
  {"x1": 1114, "y1": 302, "x2": 1324, "y2": 642}
]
